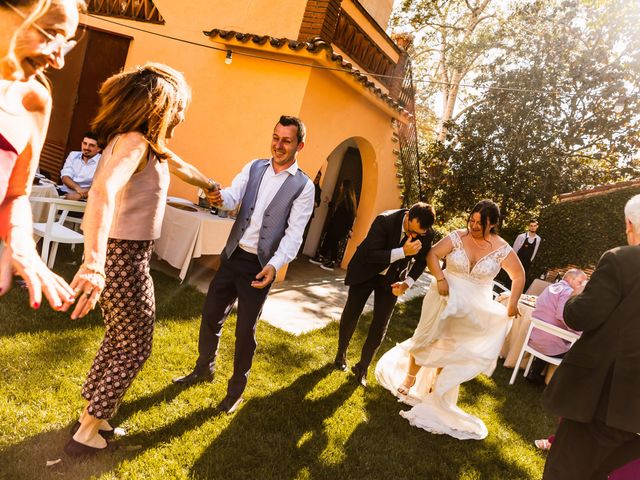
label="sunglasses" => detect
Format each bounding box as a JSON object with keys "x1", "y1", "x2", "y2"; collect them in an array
[{"x1": 4, "y1": 1, "x2": 77, "y2": 57}]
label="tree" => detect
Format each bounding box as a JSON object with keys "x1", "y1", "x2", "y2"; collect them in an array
[{"x1": 433, "y1": 0, "x2": 640, "y2": 223}]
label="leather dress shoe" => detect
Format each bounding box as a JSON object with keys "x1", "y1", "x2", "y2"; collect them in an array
[
  {"x1": 217, "y1": 394, "x2": 244, "y2": 414},
  {"x1": 172, "y1": 370, "x2": 214, "y2": 385},
  {"x1": 333, "y1": 355, "x2": 347, "y2": 371},
  {"x1": 351, "y1": 364, "x2": 367, "y2": 388}
]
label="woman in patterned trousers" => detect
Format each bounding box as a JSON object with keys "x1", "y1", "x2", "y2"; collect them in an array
[{"x1": 64, "y1": 63, "x2": 219, "y2": 457}]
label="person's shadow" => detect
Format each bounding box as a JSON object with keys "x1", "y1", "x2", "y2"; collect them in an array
[{"x1": 189, "y1": 364, "x2": 358, "y2": 479}]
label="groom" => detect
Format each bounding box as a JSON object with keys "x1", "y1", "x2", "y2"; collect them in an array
[{"x1": 334, "y1": 202, "x2": 435, "y2": 387}]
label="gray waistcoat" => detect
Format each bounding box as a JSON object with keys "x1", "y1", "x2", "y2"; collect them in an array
[{"x1": 224, "y1": 159, "x2": 309, "y2": 267}]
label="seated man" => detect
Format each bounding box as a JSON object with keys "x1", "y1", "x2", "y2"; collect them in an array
[
  {"x1": 525, "y1": 268, "x2": 587, "y2": 384},
  {"x1": 58, "y1": 132, "x2": 102, "y2": 200}
]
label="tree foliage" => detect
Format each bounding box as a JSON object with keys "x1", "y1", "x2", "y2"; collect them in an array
[{"x1": 427, "y1": 0, "x2": 640, "y2": 223}]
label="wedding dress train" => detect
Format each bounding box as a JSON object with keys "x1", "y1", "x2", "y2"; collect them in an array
[{"x1": 375, "y1": 231, "x2": 513, "y2": 440}]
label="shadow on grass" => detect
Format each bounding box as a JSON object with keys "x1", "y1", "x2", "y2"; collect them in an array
[{"x1": 189, "y1": 364, "x2": 356, "y2": 479}]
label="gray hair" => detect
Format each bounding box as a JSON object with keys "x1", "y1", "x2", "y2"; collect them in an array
[
  {"x1": 624, "y1": 194, "x2": 640, "y2": 236},
  {"x1": 563, "y1": 268, "x2": 585, "y2": 281}
]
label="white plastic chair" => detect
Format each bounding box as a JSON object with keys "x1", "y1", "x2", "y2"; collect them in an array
[
  {"x1": 509, "y1": 317, "x2": 580, "y2": 385},
  {"x1": 492, "y1": 280, "x2": 510, "y2": 300},
  {"x1": 31, "y1": 197, "x2": 86, "y2": 268}
]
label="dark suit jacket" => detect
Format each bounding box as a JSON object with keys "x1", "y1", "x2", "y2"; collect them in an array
[
  {"x1": 543, "y1": 245, "x2": 640, "y2": 433},
  {"x1": 344, "y1": 209, "x2": 433, "y2": 287}
]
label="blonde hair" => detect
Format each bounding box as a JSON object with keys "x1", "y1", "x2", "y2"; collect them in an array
[
  {"x1": 91, "y1": 62, "x2": 191, "y2": 160},
  {"x1": 2, "y1": 0, "x2": 85, "y2": 81},
  {"x1": 3, "y1": 0, "x2": 52, "y2": 80}
]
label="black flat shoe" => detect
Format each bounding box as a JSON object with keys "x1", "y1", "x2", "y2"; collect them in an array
[
  {"x1": 173, "y1": 370, "x2": 214, "y2": 385},
  {"x1": 70, "y1": 421, "x2": 115, "y2": 439},
  {"x1": 351, "y1": 364, "x2": 367, "y2": 388},
  {"x1": 333, "y1": 357, "x2": 347, "y2": 371},
  {"x1": 63, "y1": 438, "x2": 109, "y2": 457}
]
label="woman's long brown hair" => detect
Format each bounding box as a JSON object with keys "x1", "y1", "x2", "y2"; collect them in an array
[{"x1": 91, "y1": 62, "x2": 191, "y2": 159}]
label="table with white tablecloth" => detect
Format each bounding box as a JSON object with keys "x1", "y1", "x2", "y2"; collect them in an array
[
  {"x1": 154, "y1": 199, "x2": 235, "y2": 281},
  {"x1": 499, "y1": 296, "x2": 536, "y2": 368},
  {"x1": 29, "y1": 182, "x2": 59, "y2": 222}
]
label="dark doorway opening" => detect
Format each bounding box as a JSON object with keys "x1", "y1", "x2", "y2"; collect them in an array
[{"x1": 40, "y1": 26, "x2": 131, "y2": 180}]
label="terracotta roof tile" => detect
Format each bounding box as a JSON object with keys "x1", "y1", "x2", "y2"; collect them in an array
[
  {"x1": 203, "y1": 29, "x2": 408, "y2": 115},
  {"x1": 557, "y1": 179, "x2": 640, "y2": 203}
]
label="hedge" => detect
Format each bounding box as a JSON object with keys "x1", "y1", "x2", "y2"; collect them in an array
[{"x1": 531, "y1": 185, "x2": 640, "y2": 278}]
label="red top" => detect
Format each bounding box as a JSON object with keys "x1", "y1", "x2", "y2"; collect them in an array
[{"x1": 0, "y1": 133, "x2": 18, "y2": 204}]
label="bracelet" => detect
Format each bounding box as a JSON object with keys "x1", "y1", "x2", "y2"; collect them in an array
[
  {"x1": 206, "y1": 178, "x2": 218, "y2": 192},
  {"x1": 81, "y1": 263, "x2": 106, "y2": 279},
  {"x1": 436, "y1": 277, "x2": 445, "y2": 282}
]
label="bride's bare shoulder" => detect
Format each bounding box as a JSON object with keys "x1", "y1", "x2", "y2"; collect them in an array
[{"x1": 492, "y1": 235, "x2": 510, "y2": 247}]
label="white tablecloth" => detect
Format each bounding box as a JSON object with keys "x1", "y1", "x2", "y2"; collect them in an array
[
  {"x1": 29, "y1": 182, "x2": 59, "y2": 222},
  {"x1": 154, "y1": 198, "x2": 235, "y2": 281},
  {"x1": 499, "y1": 296, "x2": 536, "y2": 368}
]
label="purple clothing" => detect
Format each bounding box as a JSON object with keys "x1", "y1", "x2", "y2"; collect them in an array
[
  {"x1": 610, "y1": 459, "x2": 640, "y2": 479},
  {"x1": 528, "y1": 280, "x2": 581, "y2": 356}
]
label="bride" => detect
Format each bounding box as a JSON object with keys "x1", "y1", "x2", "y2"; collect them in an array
[{"x1": 375, "y1": 199, "x2": 525, "y2": 440}]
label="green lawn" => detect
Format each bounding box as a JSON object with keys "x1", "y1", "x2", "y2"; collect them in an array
[{"x1": 0, "y1": 251, "x2": 556, "y2": 479}]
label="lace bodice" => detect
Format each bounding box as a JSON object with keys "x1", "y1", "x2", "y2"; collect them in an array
[{"x1": 445, "y1": 231, "x2": 512, "y2": 284}]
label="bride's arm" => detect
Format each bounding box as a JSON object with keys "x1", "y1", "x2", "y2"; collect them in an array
[
  {"x1": 427, "y1": 235, "x2": 454, "y2": 296},
  {"x1": 502, "y1": 250, "x2": 525, "y2": 317}
]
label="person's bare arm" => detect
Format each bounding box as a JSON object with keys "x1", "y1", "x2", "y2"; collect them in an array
[{"x1": 67, "y1": 132, "x2": 147, "y2": 319}]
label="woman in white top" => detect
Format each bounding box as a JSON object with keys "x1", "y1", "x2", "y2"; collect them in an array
[{"x1": 0, "y1": 0, "x2": 82, "y2": 310}]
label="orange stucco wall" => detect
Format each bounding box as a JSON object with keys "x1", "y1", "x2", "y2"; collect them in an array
[{"x1": 81, "y1": 3, "x2": 404, "y2": 270}]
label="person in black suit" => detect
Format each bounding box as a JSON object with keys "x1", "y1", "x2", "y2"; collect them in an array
[
  {"x1": 333, "y1": 202, "x2": 435, "y2": 387},
  {"x1": 542, "y1": 193, "x2": 640, "y2": 480}
]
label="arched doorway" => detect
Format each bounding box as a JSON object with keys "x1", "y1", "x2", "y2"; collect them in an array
[{"x1": 303, "y1": 140, "x2": 363, "y2": 264}]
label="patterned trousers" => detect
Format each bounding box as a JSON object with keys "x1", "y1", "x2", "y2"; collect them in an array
[{"x1": 81, "y1": 239, "x2": 155, "y2": 419}]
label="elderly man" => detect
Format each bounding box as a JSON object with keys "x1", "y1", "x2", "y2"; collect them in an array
[
  {"x1": 542, "y1": 194, "x2": 640, "y2": 479},
  {"x1": 525, "y1": 268, "x2": 587, "y2": 384},
  {"x1": 58, "y1": 132, "x2": 101, "y2": 200}
]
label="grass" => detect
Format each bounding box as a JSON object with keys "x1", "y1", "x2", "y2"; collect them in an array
[{"x1": 0, "y1": 247, "x2": 557, "y2": 479}]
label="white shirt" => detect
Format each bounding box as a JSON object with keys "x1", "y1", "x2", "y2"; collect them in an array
[
  {"x1": 513, "y1": 232, "x2": 542, "y2": 260},
  {"x1": 59, "y1": 151, "x2": 101, "y2": 192},
  {"x1": 220, "y1": 158, "x2": 315, "y2": 272},
  {"x1": 380, "y1": 217, "x2": 415, "y2": 288}
]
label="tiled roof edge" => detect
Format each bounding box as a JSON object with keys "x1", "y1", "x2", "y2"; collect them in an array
[{"x1": 203, "y1": 29, "x2": 409, "y2": 116}]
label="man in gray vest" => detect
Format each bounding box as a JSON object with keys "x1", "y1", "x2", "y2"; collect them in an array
[{"x1": 174, "y1": 116, "x2": 315, "y2": 413}]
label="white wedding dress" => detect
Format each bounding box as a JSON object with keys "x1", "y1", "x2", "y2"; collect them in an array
[{"x1": 375, "y1": 231, "x2": 513, "y2": 440}]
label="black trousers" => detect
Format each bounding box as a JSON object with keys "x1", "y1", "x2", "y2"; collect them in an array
[
  {"x1": 195, "y1": 249, "x2": 272, "y2": 397},
  {"x1": 543, "y1": 417, "x2": 640, "y2": 480},
  {"x1": 337, "y1": 275, "x2": 398, "y2": 372}
]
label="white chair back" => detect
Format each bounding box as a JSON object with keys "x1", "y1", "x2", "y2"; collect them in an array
[
  {"x1": 492, "y1": 280, "x2": 510, "y2": 300},
  {"x1": 508, "y1": 317, "x2": 580, "y2": 385},
  {"x1": 31, "y1": 197, "x2": 86, "y2": 268}
]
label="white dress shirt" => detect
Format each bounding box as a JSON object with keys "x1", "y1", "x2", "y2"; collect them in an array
[
  {"x1": 59, "y1": 151, "x2": 101, "y2": 192},
  {"x1": 380, "y1": 219, "x2": 415, "y2": 288},
  {"x1": 220, "y1": 158, "x2": 315, "y2": 272},
  {"x1": 513, "y1": 232, "x2": 542, "y2": 260}
]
